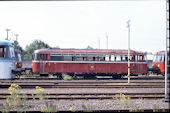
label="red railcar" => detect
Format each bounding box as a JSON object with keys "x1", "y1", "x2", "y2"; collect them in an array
[
  {"x1": 32, "y1": 48, "x2": 148, "y2": 78},
  {"x1": 152, "y1": 51, "x2": 170, "y2": 75}
]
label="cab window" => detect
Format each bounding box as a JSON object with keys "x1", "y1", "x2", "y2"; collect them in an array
[{"x1": 0, "y1": 46, "x2": 10, "y2": 58}]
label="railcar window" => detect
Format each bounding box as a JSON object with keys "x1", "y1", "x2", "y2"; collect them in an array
[
  {"x1": 34, "y1": 53, "x2": 38, "y2": 60},
  {"x1": 40, "y1": 54, "x2": 43, "y2": 60},
  {"x1": 18, "y1": 54, "x2": 22, "y2": 61},
  {"x1": 88, "y1": 54, "x2": 97, "y2": 57},
  {"x1": 116, "y1": 55, "x2": 121, "y2": 61},
  {"x1": 83, "y1": 57, "x2": 86, "y2": 61},
  {"x1": 14, "y1": 51, "x2": 22, "y2": 61},
  {"x1": 155, "y1": 55, "x2": 161, "y2": 62},
  {"x1": 76, "y1": 56, "x2": 83, "y2": 61},
  {"x1": 153, "y1": 55, "x2": 157, "y2": 62},
  {"x1": 122, "y1": 55, "x2": 128, "y2": 61},
  {"x1": 0, "y1": 46, "x2": 13, "y2": 58},
  {"x1": 87, "y1": 56, "x2": 93, "y2": 61},
  {"x1": 51, "y1": 53, "x2": 62, "y2": 56},
  {"x1": 76, "y1": 54, "x2": 81, "y2": 56},
  {"x1": 124, "y1": 55, "x2": 128, "y2": 61},
  {"x1": 9, "y1": 47, "x2": 15, "y2": 58},
  {"x1": 105, "y1": 55, "x2": 109, "y2": 61},
  {"x1": 130, "y1": 55, "x2": 133, "y2": 61},
  {"x1": 111, "y1": 55, "x2": 115, "y2": 61},
  {"x1": 162, "y1": 56, "x2": 164, "y2": 62},
  {"x1": 0, "y1": 47, "x2": 5, "y2": 58},
  {"x1": 81, "y1": 54, "x2": 86, "y2": 56},
  {"x1": 143, "y1": 55, "x2": 146, "y2": 62},
  {"x1": 137, "y1": 55, "x2": 142, "y2": 62},
  {"x1": 157, "y1": 55, "x2": 160, "y2": 62},
  {"x1": 39, "y1": 54, "x2": 48, "y2": 60},
  {"x1": 63, "y1": 53, "x2": 69, "y2": 56},
  {"x1": 99, "y1": 57, "x2": 105, "y2": 61},
  {"x1": 105, "y1": 55, "x2": 110, "y2": 61},
  {"x1": 44, "y1": 54, "x2": 48, "y2": 60},
  {"x1": 135, "y1": 56, "x2": 138, "y2": 61},
  {"x1": 157, "y1": 55, "x2": 165, "y2": 62},
  {"x1": 160, "y1": 56, "x2": 162, "y2": 62},
  {"x1": 132, "y1": 55, "x2": 136, "y2": 61},
  {"x1": 51, "y1": 55, "x2": 62, "y2": 61},
  {"x1": 64, "y1": 56, "x2": 72, "y2": 61},
  {"x1": 163, "y1": 56, "x2": 165, "y2": 62}
]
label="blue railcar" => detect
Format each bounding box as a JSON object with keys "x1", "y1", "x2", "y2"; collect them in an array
[{"x1": 0, "y1": 40, "x2": 20, "y2": 79}]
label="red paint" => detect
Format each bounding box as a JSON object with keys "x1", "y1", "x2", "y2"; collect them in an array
[
  {"x1": 33, "y1": 62, "x2": 147, "y2": 74},
  {"x1": 152, "y1": 62, "x2": 165, "y2": 73},
  {"x1": 32, "y1": 49, "x2": 147, "y2": 75},
  {"x1": 16, "y1": 62, "x2": 22, "y2": 68}
]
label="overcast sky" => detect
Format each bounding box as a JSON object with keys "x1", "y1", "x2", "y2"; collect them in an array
[{"x1": 0, "y1": 0, "x2": 167, "y2": 53}]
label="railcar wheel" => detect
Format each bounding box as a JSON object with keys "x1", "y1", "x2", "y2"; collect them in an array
[
  {"x1": 57, "y1": 75, "x2": 63, "y2": 80},
  {"x1": 112, "y1": 75, "x2": 122, "y2": 79},
  {"x1": 72, "y1": 75, "x2": 77, "y2": 79},
  {"x1": 40, "y1": 74, "x2": 48, "y2": 76},
  {"x1": 83, "y1": 75, "x2": 96, "y2": 79}
]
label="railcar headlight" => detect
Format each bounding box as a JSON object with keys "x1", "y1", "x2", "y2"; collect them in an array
[{"x1": 16, "y1": 62, "x2": 22, "y2": 68}]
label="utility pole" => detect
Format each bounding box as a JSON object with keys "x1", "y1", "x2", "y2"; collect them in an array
[
  {"x1": 5, "y1": 29, "x2": 10, "y2": 40},
  {"x1": 165, "y1": 0, "x2": 169, "y2": 102},
  {"x1": 106, "y1": 32, "x2": 108, "y2": 49},
  {"x1": 15, "y1": 34, "x2": 19, "y2": 41},
  {"x1": 127, "y1": 20, "x2": 131, "y2": 84}
]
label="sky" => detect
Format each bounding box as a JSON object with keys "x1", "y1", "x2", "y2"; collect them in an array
[{"x1": 0, "y1": 0, "x2": 167, "y2": 54}]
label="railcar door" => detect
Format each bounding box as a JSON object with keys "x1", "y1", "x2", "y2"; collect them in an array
[
  {"x1": 136, "y1": 55, "x2": 144, "y2": 74},
  {"x1": 130, "y1": 55, "x2": 135, "y2": 74},
  {"x1": 39, "y1": 54, "x2": 48, "y2": 74}
]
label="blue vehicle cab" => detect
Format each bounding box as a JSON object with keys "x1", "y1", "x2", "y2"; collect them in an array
[{"x1": 0, "y1": 40, "x2": 18, "y2": 79}]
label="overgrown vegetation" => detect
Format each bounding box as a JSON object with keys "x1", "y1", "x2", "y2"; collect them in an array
[
  {"x1": 35, "y1": 86, "x2": 46, "y2": 101},
  {"x1": 0, "y1": 87, "x2": 168, "y2": 112},
  {"x1": 82, "y1": 104, "x2": 95, "y2": 112},
  {"x1": 41, "y1": 101, "x2": 58, "y2": 113},
  {"x1": 62, "y1": 73, "x2": 73, "y2": 80},
  {"x1": 0, "y1": 84, "x2": 28, "y2": 113},
  {"x1": 112, "y1": 93, "x2": 131, "y2": 108}
]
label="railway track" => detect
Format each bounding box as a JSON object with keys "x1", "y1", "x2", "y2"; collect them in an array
[
  {"x1": 0, "y1": 77, "x2": 169, "y2": 112},
  {"x1": 0, "y1": 92, "x2": 166, "y2": 100},
  {"x1": 6, "y1": 109, "x2": 170, "y2": 113},
  {"x1": 0, "y1": 81, "x2": 166, "y2": 88},
  {"x1": 0, "y1": 79, "x2": 165, "y2": 83},
  {"x1": 0, "y1": 78, "x2": 167, "y2": 89},
  {"x1": 13, "y1": 75, "x2": 165, "y2": 80}
]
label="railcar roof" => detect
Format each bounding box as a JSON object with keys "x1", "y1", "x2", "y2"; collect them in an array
[
  {"x1": 34, "y1": 48, "x2": 145, "y2": 54},
  {"x1": 156, "y1": 51, "x2": 165, "y2": 55},
  {"x1": 156, "y1": 51, "x2": 169, "y2": 55},
  {"x1": 0, "y1": 40, "x2": 14, "y2": 46}
]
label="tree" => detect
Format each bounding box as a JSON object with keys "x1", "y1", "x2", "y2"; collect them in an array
[
  {"x1": 14, "y1": 40, "x2": 23, "y2": 52},
  {"x1": 86, "y1": 45, "x2": 93, "y2": 49},
  {"x1": 22, "y1": 40, "x2": 50, "y2": 60}
]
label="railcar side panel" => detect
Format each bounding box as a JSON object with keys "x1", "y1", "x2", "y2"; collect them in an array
[
  {"x1": 32, "y1": 61, "x2": 147, "y2": 75},
  {"x1": 152, "y1": 62, "x2": 165, "y2": 73},
  {"x1": 32, "y1": 62, "x2": 40, "y2": 73}
]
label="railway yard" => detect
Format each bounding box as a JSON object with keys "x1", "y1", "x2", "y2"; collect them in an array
[{"x1": 0, "y1": 74, "x2": 169, "y2": 112}]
